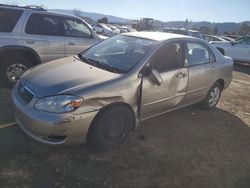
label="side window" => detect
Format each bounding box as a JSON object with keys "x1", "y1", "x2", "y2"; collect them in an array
[
  {"x1": 153, "y1": 43, "x2": 183, "y2": 73},
  {"x1": 25, "y1": 14, "x2": 62, "y2": 36},
  {"x1": 187, "y1": 42, "x2": 215, "y2": 66},
  {"x1": 63, "y1": 18, "x2": 92, "y2": 38},
  {"x1": 0, "y1": 8, "x2": 23, "y2": 32},
  {"x1": 247, "y1": 37, "x2": 250, "y2": 45},
  {"x1": 237, "y1": 37, "x2": 250, "y2": 45}
]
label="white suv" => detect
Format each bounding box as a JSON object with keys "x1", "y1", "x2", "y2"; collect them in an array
[
  {"x1": 0, "y1": 5, "x2": 102, "y2": 87},
  {"x1": 211, "y1": 36, "x2": 250, "y2": 63}
]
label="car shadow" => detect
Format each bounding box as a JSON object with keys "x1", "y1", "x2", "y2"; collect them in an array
[
  {"x1": 0, "y1": 88, "x2": 14, "y2": 124},
  {"x1": 0, "y1": 105, "x2": 249, "y2": 187},
  {"x1": 234, "y1": 62, "x2": 250, "y2": 75}
]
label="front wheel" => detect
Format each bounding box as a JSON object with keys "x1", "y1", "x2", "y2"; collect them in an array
[
  {"x1": 87, "y1": 105, "x2": 134, "y2": 150},
  {"x1": 199, "y1": 82, "x2": 222, "y2": 110}
]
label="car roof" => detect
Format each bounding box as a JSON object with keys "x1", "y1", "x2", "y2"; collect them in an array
[
  {"x1": 0, "y1": 4, "x2": 81, "y2": 19},
  {"x1": 122, "y1": 31, "x2": 193, "y2": 41}
]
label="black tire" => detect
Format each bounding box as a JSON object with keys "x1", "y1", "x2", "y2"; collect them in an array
[
  {"x1": 87, "y1": 105, "x2": 134, "y2": 150},
  {"x1": 0, "y1": 56, "x2": 33, "y2": 87},
  {"x1": 199, "y1": 82, "x2": 222, "y2": 110}
]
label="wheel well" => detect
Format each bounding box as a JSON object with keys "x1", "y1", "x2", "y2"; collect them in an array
[
  {"x1": 87, "y1": 102, "x2": 136, "y2": 138},
  {"x1": 217, "y1": 79, "x2": 225, "y2": 89},
  {"x1": 0, "y1": 48, "x2": 40, "y2": 65},
  {"x1": 216, "y1": 47, "x2": 225, "y2": 55}
]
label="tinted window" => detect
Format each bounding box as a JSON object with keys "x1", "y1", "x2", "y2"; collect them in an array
[
  {"x1": 153, "y1": 43, "x2": 183, "y2": 73},
  {"x1": 26, "y1": 14, "x2": 62, "y2": 36},
  {"x1": 187, "y1": 42, "x2": 215, "y2": 66},
  {"x1": 63, "y1": 18, "x2": 91, "y2": 38},
  {"x1": 0, "y1": 8, "x2": 23, "y2": 32}
]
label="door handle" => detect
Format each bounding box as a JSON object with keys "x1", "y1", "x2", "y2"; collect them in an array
[
  {"x1": 176, "y1": 72, "x2": 187, "y2": 78},
  {"x1": 211, "y1": 65, "x2": 216, "y2": 71},
  {"x1": 25, "y1": 39, "x2": 35, "y2": 44},
  {"x1": 68, "y1": 42, "x2": 75, "y2": 45}
]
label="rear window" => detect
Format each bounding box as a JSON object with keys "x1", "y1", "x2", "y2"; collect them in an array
[{"x1": 0, "y1": 8, "x2": 23, "y2": 32}]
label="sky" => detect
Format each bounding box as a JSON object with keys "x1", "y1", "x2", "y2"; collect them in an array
[{"x1": 1, "y1": 0, "x2": 250, "y2": 22}]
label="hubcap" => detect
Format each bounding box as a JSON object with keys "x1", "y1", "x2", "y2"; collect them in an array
[
  {"x1": 104, "y1": 115, "x2": 125, "y2": 140},
  {"x1": 209, "y1": 87, "x2": 220, "y2": 107},
  {"x1": 6, "y1": 63, "x2": 28, "y2": 82}
]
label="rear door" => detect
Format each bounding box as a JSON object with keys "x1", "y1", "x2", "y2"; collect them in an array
[
  {"x1": 140, "y1": 41, "x2": 188, "y2": 119},
  {"x1": 24, "y1": 13, "x2": 65, "y2": 62},
  {"x1": 62, "y1": 17, "x2": 100, "y2": 56},
  {"x1": 184, "y1": 41, "x2": 217, "y2": 103}
]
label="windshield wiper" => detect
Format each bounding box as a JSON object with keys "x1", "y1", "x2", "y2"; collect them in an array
[
  {"x1": 94, "y1": 59, "x2": 120, "y2": 73},
  {"x1": 77, "y1": 54, "x2": 95, "y2": 65},
  {"x1": 78, "y1": 54, "x2": 120, "y2": 73}
]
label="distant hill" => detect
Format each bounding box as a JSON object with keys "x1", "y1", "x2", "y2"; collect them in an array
[
  {"x1": 50, "y1": 9, "x2": 249, "y2": 34},
  {"x1": 163, "y1": 21, "x2": 250, "y2": 34},
  {"x1": 50, "y1": 9, "x2": 132, "y2": 23}
]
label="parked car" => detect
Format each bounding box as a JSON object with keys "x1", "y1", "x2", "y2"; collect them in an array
[
  {"x1": 12, "y1": 32, "x2": 233, "y2": 149},
  {"x1": 224, "y1": 35, "x2": 240, "y2": 40},
  {"x1": 161, "y1": 28, "x2": 203, "y2": 39},
  {"x1": 92, "y1": 23, "x2": 118, "y2": 37},
  {"x1": 211, "y1": 35, "x2": 250, "y2": 63},
  {"x1": 0, "y1": 4, "x2": 103, "y2": 87},
  {"x1": 203, "y1": 35, "x2": 227, "y2": 42},
  {"x1": 220, "y1": 36, "x2": 235, "y2": 42},
  {"x1": 106, "y1": 24, "x2": 121, "y2": 34}
]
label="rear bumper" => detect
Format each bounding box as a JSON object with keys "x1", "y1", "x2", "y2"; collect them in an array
[{"x1": 12, "y1": 84, "x2": 97, "y2": 145}]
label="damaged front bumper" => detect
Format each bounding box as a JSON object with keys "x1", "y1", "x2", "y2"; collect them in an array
[{"x1": 12, "y1": 85, "x2": 98, "y2": 145}]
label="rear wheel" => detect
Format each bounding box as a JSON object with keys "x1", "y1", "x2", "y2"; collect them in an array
[
  {"x1": 87, "y1": 105, "x2": 134, "y2": 150},
  {"x1": 199, "y1": 82, "x2": 222, "y2": 110},
  {"x1": 0, "y1": 56, "x2": 33, "y2": 87}
]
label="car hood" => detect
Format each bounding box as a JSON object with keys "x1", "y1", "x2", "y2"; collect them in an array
[{"x1": 22, "y1": 56, "x2": 120, "y2": 97}]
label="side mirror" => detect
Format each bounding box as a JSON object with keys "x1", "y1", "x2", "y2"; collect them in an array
[
  {"x1": 149, "y1": 69, "x2": 163, "y2": 86},
  {"x1": 139, "y1": 66, "x2": 151, "y2": 77}
]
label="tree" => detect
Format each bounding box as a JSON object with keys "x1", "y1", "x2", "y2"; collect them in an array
[
  {"x1": 213, "y1": 26, "x2": 218, "y2": 35},
  {"x1": 239, "y1": 22, "x2": 249, "y2": 35},
  {"x1": 199, "y1": 26, "x2": 211, "y2": 34},
  {"x1": 184, "y1": 19, "x2": 189, "y2": 30},
  {"x1": 98, "y1": 17, "x2": 108, "y2": 24},
  {"x1": 73, "y1": 8, "x2": 82, "y2": 17}
]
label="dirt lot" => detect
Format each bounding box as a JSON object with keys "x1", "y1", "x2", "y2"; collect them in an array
[{"x1": 0, "y1": 64, "x2": 249, "y2": 188}]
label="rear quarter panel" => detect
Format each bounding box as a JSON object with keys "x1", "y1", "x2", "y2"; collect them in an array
[{"x1": 210, "y1": 43, "x2": 233, "y2": 89}]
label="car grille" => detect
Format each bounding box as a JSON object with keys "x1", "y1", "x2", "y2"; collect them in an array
[{"x1": 18, "y1": 82, "x2": 34, "y2": 103}]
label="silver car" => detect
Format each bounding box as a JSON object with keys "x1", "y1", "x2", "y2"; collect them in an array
[
  {"x1": 0, "y1": 5, "x2": 102, "y2": 87},
  {"x1": 12, "y1": 32, "x2": 233, "y2": 150}
]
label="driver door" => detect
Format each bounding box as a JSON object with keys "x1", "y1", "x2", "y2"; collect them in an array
[{"x1": 140, "y1": 42, "x2": 188, "y2": 120}]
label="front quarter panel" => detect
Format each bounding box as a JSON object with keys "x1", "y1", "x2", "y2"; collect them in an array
[{"x1": 72, "y1": 74, "x2": 142, "y2": 119}]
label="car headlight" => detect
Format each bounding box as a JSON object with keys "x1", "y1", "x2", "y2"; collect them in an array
[{"x1": 34, "y1": 95, "x2": 83, "y2": 113}]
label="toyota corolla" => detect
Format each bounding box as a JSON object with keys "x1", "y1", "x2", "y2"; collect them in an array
[{"x1": 12, "y1": 32, "x2": 233, "y2": 150}]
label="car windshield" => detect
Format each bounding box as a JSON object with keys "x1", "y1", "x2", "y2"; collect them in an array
[{"x1": 80, "y1": 35, "x2": 156, "y2": 73}]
